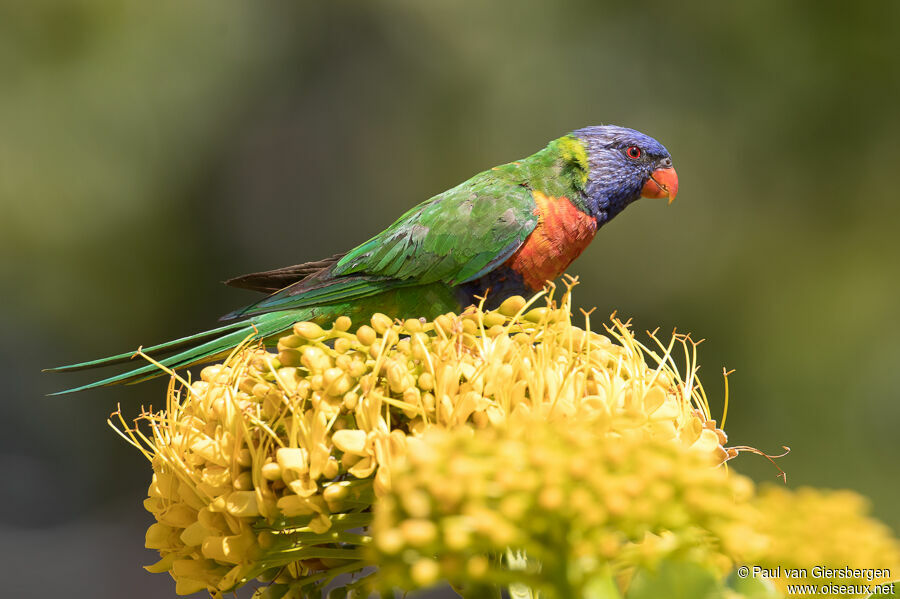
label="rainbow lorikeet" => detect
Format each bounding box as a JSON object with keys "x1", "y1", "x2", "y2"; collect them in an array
[{"x1": 50, "y1": 125, "x2": 677, "y2": 393}]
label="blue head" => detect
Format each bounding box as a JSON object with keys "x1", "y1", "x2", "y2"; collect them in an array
[{"x1": 572, "y1": 125, "x2": 678, "y2": 223}]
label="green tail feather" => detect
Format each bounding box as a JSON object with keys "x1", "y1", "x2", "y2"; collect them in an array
[
  {"x1": 48, "y1": 280, "x2": 467, "y2": 395},
  {"x1": 47, "y1": 312, "x2": 301, "y2": 395},
  {"x1": 45, "y1": 321, "x2": 248, "y2": 373}
]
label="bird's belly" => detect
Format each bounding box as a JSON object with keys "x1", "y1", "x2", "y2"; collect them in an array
[
  {"x1": 457, "y1": 268, "x2": 531, "y2": 309},
  {"x1": 506, "y1": 191, "x2": 597, "y2": 290}
]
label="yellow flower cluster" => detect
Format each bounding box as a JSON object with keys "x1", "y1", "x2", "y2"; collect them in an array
[
  {"x1": 743, "y1": 486, "x2": 900, "y2": 594},
  {"x1": 370, "y1": 416, "x2": 751, "y2": 597},
  {"x1": 117, "y1": 282, "x2": 900, "y2": 598},
  {"x1": 114, "y1": 283, "x2": 732, "y2": 597},
  {"x1": 370, "y1": 419, "x2": 900, "y2": 598}
]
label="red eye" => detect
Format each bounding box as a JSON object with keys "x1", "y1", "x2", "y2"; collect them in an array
[{"x1": 626, "y1": 146, "x2": 642, "y2": 160}]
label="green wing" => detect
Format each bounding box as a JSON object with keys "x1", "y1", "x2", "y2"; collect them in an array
[
  {"x1": 229, "y1": 168, "x2": 538, "y2": 318},
  {"x1": 335, "y1": 169, "x2": 539, "y2": 283}
]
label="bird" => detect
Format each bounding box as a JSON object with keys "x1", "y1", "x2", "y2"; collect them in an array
[{"x1": 49, "y1": 125, "x2": 677, "y2": 393}]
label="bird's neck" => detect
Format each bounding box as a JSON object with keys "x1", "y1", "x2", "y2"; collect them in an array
[
  {"x1": 581, "y1": 181, "x2": 642, "y2": 226},
  {"x1": 523, "y1": 136, "x2": 640, "y2": 226},
  {"x1": 515, "y1": 136, "x2": 589, "y2": 201}
]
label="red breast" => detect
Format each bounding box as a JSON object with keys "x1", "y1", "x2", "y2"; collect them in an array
[{"x1": 505, "y1": 191, "x2": 598, "y2": 290}]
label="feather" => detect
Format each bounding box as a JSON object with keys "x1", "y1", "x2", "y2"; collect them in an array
[
  {"x1": 49, "y1": 312, "x2": 299, "y2": 394},
  {"x1": 224, "y1": 253, "x2": 345, "y2": 293}
]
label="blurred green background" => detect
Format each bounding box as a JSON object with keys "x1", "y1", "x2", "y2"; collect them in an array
[{"x1": 3, "y1": 1, "x2": 899, "y2": 597}]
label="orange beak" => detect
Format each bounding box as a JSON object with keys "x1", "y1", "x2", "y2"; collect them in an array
[{"x1": 641, "y1": 167, "x2": 679, "y2": 204}]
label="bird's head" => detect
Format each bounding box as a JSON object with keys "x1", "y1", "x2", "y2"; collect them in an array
[{"x1": 571, "y1": 125, "x2": 678, "y2": 222}]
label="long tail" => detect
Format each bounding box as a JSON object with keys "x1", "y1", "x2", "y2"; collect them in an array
[{"x1": 45, "y1": 311, "x2": 302, "y2": 395}]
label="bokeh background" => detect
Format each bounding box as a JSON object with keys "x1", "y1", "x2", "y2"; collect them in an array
[{"x1": 3, "y1": 1, "x2": 899, "y2": 597}]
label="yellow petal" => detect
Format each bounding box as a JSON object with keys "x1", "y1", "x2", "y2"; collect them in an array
[
  {"x1": 145, "y1": 522, "x2": 177, "y2": 550},
  {"x1": 180, "y1": 520, "x2": 212, "y2": 547},
  {"x1": 144, "y1": 551, "x2": 178, "y2": 573},
  {"x1": 691, "y1": 428, "x2": 721, "y2": 455},
  {"x1": 276, "y1": 447, "x2": 309, "y2": 476},
  {"x1": 171, "y1": 558, "x2": 217, "y2": 582},
  {"x1": 201, "y1": 465, "x2": 231, "y2": 487},
  {"x1": 276, "y1": 494, "x2": 327, "y2": 517},
  {"x1": 159, "y1": 504, "x2": 197, "y2": 529},
  {"x1": 348, "y1": 456, "x2": 377, "y2": 479},
  {"x1": 225, "y1": 491, "x2": 261, "y2": 518},
  {"x1": 201, "y1": 529, "x2": 257, "y2": 565},
  {"x1": 174, "y1": 578, "x2": 208, "y2": 596},
  {"x1": 287, "y1": 476, "x2": 319, "y2": 498},
  {"x1": 308, "y1": 513, "x2": 332, "y2": 534},
  {"x1": 332, "y1": 429, "x2": 368, "y2": 456}
]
